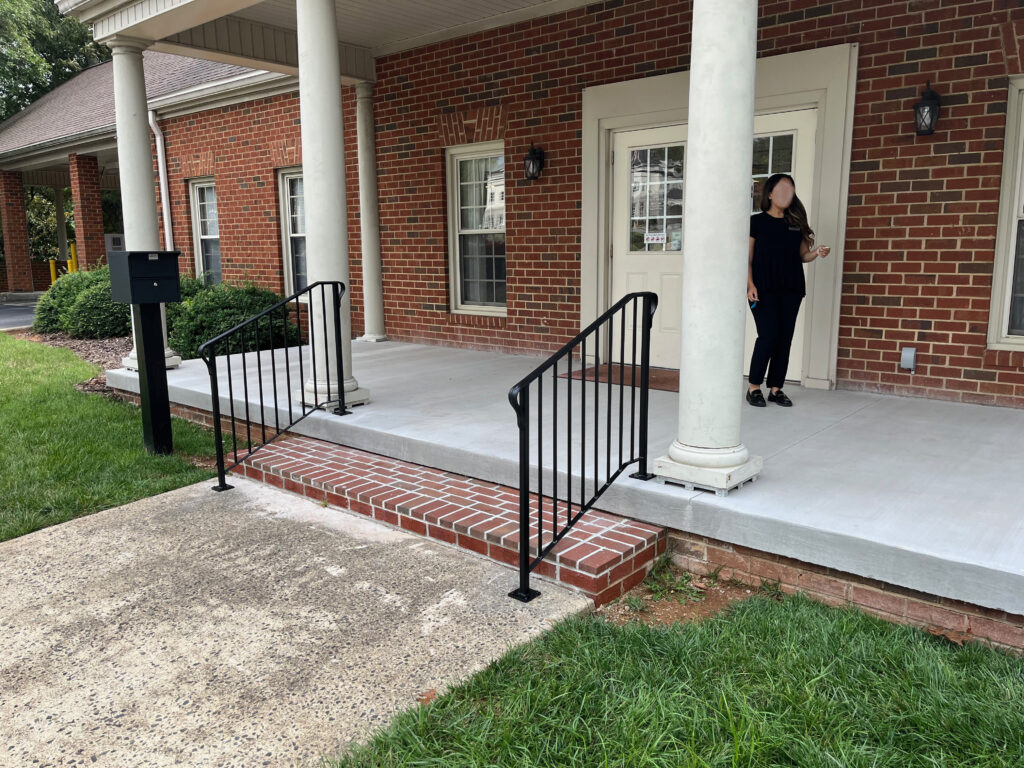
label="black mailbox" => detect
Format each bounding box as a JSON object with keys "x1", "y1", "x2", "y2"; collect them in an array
[{"x1": 108, "y1": 250, "x2": 181, "y2": 304}]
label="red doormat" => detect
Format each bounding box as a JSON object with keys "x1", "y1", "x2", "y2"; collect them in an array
[{"x1": 561, "y1": 365, "x2": 679, "y2": 393}]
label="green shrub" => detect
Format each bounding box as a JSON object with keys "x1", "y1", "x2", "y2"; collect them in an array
[
  {"x1": 33, "y1": 267, "x2": 108, "y2": 334},
  {"x1": 64, "y1": 281, "x2": 131, "y2": 339},
  {"x1": 168, "y1": 283, "x2": 296, "y2": 361},
  {"x1": 165, "y1": 274, "x2": 207, "y2": 338}
]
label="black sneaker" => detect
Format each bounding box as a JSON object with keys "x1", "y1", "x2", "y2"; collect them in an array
[
  {"x1": 746, "y1": 388, "x2": 766, "y2": 407},
  {"x1": 768, "y1": 389, "x2": 793, "y2": 407}
]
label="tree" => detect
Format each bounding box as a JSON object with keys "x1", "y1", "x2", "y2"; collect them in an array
[{"x1": 0, "y1": 0, "x2": 110, "y2": 123}]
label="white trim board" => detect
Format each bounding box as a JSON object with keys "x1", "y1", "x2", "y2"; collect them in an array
[
  {"x1": 989, "y1": 73, "x2": 1024, "y2": 352},
  {"x1": 581, "y1": 43, "x2": 859, "y2": 390}
]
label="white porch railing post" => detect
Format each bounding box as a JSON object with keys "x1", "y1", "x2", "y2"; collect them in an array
[
  {"x1": 653, "y1": 0, "x2": 763, "y2": 494},
  {"x1": 355, "y1": 81, "x2": 387, "y2": 342},
  {"x1": 295, "y1": 0, "x2": 369, "y2": 405},
  {"x1": 110, "y1": 39, "x2": 180, "y2": 371}
]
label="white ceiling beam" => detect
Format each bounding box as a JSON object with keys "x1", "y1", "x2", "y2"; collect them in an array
[{"x1": 154, "y1": 15, "x2": 375, "y2": 83}]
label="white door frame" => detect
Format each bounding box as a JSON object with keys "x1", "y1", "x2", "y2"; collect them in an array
[{"x1": 581, "y1": 43, "x2": 858, "y2": 389}]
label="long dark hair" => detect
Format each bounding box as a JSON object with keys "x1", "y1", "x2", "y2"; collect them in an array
[{"x1": 760, "y1": 173, "x2": 814, "y2": 243}]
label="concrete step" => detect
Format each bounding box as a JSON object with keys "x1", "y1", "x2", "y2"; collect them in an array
[{"x1": 232, "y1": 435, "x2": 666, "y2": 604}]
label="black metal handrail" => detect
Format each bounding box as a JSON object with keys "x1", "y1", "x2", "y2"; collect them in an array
[
  {"x1": 198, "y1": 280, "x2": 350, "y2": 491},
  {"x1": 507, "y1": 291, "x2": 658, "y2": 602}
]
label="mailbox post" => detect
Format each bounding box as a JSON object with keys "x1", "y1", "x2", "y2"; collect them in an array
[{"x1": 108, "y1": 251, "x2": 181, "y2": 454}]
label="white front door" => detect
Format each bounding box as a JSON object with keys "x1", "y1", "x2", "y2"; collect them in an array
[{"x1": 610, "y1": 108, "x2": 818, "y2": 380}]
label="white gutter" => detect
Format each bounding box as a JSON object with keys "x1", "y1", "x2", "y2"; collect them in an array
[{"x1": 148, "y1": 110, "x2": 173, "y2": 250}]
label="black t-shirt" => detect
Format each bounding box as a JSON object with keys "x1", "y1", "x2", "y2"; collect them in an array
[{"x1": 749, "y1": 211, "x2": 806, "y2": 296}]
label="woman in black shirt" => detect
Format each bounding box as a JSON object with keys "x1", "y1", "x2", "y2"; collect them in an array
[{"x1": 746, "y1": 173, "x2": 830, "y2": 408}]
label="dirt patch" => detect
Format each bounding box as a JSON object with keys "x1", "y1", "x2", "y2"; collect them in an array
[
  {"x1": 5, "y1": 329, "x2": 132, "y2": 371},
  {"x1": 597, "y1": 558, "x2": 756, "y2": 626}
]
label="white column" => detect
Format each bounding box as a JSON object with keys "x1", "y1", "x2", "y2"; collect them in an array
[
  {"x1": 296, "y1": 0, "x2": 368, "y2": 405},
  {"x1": 653, "y1": 0, "x2": 762, "y2": 494},
  {"x1": 54, "y1": 187, "x2": 69, "y2": 262},
  {"x1": 355, "y1": 81, "x2": 387, "y2": 342},
  {"x1": 111, "y1": 40, "x2": 180, "y2": 370}
]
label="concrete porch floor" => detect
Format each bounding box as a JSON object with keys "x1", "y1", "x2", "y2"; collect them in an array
[{"x1": 107, "y1": 340, "x2": 1024, "y2": 616}]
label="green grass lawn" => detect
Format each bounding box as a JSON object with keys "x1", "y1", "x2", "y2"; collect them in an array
[
  {"x1": 0, "y1": 332, "x2": 217, "y2": 542},
  {"x1": 332, "y1": 593, "x2": 1024, "y2": 768}
]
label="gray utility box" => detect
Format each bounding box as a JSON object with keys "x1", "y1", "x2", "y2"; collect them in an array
[{"x1": 108, "y1": 250, "x2": 181, "y2": 304}]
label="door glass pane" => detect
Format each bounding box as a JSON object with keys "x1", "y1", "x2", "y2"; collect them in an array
[
  {"x1": 772, "y1": 134, "x2": 794, "y2": 173},
  {"x1": 1010, "y1": 220, "x2": 1024, "y2": 335},
  {"x1": 627, "y1": 143, "x2": 685, "y2": 252},
  {"x1": 750, "y1": 132, "x2": 798, "y2": 213},
  {"x1": 752, "y1": 137, "x2": 770, "y2": 175}
]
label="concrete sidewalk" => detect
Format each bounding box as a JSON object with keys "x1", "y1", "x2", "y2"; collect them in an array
[{"x1": 0, "y1": 479, "x2": 590, "y2": 767}]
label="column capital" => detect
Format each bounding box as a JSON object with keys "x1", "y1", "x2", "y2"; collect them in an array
[
  {"x1": 106, "y1": 36, "x2": 152, "y2": 54},
  {"x1": 355, "y1": 81, "x2": 374, "y2": 100}
]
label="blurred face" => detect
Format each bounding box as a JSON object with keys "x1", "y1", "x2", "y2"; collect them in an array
[{"x1": 769, "y1": 178, "x2": 795, "y2": 210}]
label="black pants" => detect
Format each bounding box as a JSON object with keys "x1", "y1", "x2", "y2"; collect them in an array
[{"x1": 748, "y1": 292, "x2": 803, "y2": 389}]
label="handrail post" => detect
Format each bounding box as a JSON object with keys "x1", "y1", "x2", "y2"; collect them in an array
[
  {"x1": 630, "y1": 294, "x2": 657, "y2": 480},
  {"x1": 207, "y1": 349, "x2": 234, "y2": 492},
  {"x1": 332, "y1": 281, "x2": 349, "y2": 415},
  {"x1": 509, "y1": 387, "x2": 540, "y2": 603}
]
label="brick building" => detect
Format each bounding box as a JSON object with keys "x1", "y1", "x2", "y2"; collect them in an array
[
  {"x1": 3, "y1": 1, "x2": 1022, "y2": 406},
  {"x1": 2, "y1": 0, "x2": 1024, "y2": 644}
]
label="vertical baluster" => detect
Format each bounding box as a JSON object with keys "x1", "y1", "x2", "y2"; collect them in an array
[
  {"x1": 536, "y1": 374, "x2": 543, "y2": 558},
  {"x1": 566, "y1": 344, "x2": 573, "y2": 529},
  {"x1": 552, "y1": 364, "x2": 558, "y2": 541},
  {"x1": 630, "y1": 299, "x2": 638, "y2": 460},
  {"x1": 269, "y1": 306, "x2": 280, "y2": 436},
  {"x1": 255, "y1": 315, "x2": 267, "y2": 446},
  {"x1": 580, "y1": 336, "x2": 586, "y2": 508},
  {"x1": 207, "y1": 348, "x2": 229, "y2": 491},
  {"x1": 225, "y1": 339, "x2": 237, "y2": 462},
  {"x1": 283, "y1": 305, "x2": 294, "y2": 425},
  {"x1": 593, "y1": 323, "x2": 599, "y2": 496},
  {"x1": 320, "y1": 283, "x2": 331, "y2": 408},
  {"x1": 241, "y1": 324, "x2": 252, "y2": 454},
  {"x1": 297, "y1": 295, "x2": 307, "y2": 416},
  {"x1": 619, "y1": 308, "x2": 625, "y2": 468},
  {"x1": 508, "y1": 386, "x2": 537, "y2": 602},
  {"x1": 332, "y1": 282, "x2": 348, "y2": 414},
  {"x1": 633, "y1": 294, "x2": 655, "y2": 479},
  {"x1": 309, "y1": 289, "x2": 318, "y2": 413},
  {"x1": 606, "y1": 316, "x2": 613, "y2": 481}
]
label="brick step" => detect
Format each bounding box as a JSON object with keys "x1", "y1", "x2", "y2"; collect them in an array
[{"x1": 231, "y1": 435, "x2": 666, "y2": 605}]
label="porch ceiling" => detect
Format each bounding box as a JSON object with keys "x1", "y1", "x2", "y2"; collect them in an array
[
  {"x1": 61, "y1": 0, "x2": 596, "y2": 70},
  {"x1": 233, "y1": 0, "x2": 596, "y2": 56}
]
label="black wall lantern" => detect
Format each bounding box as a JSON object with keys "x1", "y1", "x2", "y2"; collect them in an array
[
  {"x1": 913, "y1": 81, "x2": 941, "y2": 136},
  {"x1": 524, "y1": 143, "x2": 545, "y2": 180}
]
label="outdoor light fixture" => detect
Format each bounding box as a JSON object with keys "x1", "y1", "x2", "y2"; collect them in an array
[
  {"x1": 524, "y1": 143, "x2": 545, "y2": 180},
  {"x1": 913, "y1": 81, "x2": 941, "y2": 136}
]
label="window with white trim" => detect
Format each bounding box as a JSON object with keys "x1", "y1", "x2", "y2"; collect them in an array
[
  {"x1": 278, "y1": 169, "x2": 307, "y2": 294},
  {"x1": 189, "y1": 179, "x2": 221, "y2": 285},
  {"x1": 991, "y1": 75, "x2": 1024, "y2": 345},
  {"x1": 446, "y1": 142, "x2": 506, "y2": 313}
]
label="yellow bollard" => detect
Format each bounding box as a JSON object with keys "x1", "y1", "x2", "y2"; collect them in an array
[
  {"x1": 69, "y1": 242, "x2": 78, "y2": 273},
  {"x1": 49, "y1": 258, "x2": 57, "y2": 284}
]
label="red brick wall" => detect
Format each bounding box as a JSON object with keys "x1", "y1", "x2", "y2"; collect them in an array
[
  {"x1": 367, "y1": 0, "x2": 1024, "y2": 405},
  {"x1": 142, "y1": 0, "x2": 1024, "y2": 407},
  {"x1": 68, "y1": 154, "x2": 107, "y2": 270}
]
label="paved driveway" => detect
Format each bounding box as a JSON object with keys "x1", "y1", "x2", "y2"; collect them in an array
[
  {"x1": 0, "y1": 478, "x2": 590, "y2": 767},
  {"x1": 0, "y1": 300, "x2": 36, "y2": 329}
]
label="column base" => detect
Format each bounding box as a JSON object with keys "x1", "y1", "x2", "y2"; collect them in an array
[
  {"x1": 356, "y1": 334, "x2": 388, "y2": 343},
  {"x1": 653, "y1": 453, "x2": 763, "y2": 497},
  {"x1": 295, "y1": 386, "x2": 371, "y2": 410},
  {"x1": 122, "y1": 353, "x2": 182, "y2": 371}
]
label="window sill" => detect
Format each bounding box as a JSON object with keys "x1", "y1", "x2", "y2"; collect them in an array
[{"x1": 449, "y1": 310, "x2": 508, "y2": 328}]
